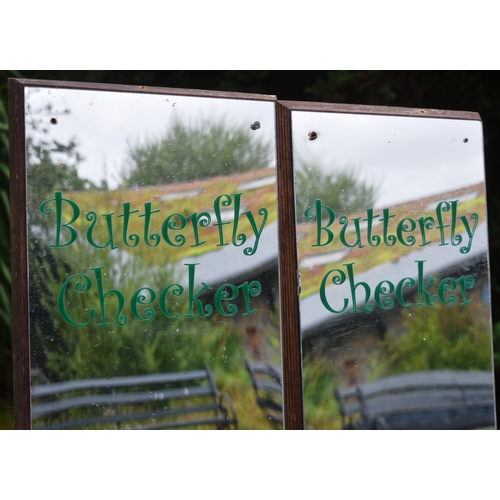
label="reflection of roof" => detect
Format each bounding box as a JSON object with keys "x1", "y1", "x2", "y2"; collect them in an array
[
  {"x1": 297, "y1": 183, "x2": 486, "y2": 298},
  {"x1": 179, "y1": 221, "x2": 278, "y2": 289},
  {"x1": 68, "y1": 166, "x2": 278, "y2": 265},
  {"x1": 300, "y1": 222, "x2": 488, "y2": 337}
]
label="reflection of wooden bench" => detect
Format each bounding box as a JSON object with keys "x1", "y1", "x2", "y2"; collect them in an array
[
  {"x1": 245, "y1": 360, "x2": 283, "y2": 426},
  {"x1": 334, "y1": 370, "x2": 495, "y2": 430},
  {"x1": 31, "y1": 366, "x2": 238, "y2": 430}
]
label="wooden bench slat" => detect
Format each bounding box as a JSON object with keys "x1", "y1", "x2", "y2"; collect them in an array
[
  {"x1": 31, "y1": 366, "x2": 238, "y2": 430},
  {"x1": 359, "y1": 370, "x2": 494, "y2": 397},
  {"x1": 334, "y1": 370, "x2": 495, "y2": 430},
  {"x1": 34, "y1": 403, "x2": 229, "y2": 430},
  {"x1": 32, "y1": 385, "x2": 214, "y2": 417},
  {"x1": 32, "y1": 370, "x2": 210, "y2": 398},
  {"x1": 245, "y1": 360, "x2": 283, "y2": 426}
]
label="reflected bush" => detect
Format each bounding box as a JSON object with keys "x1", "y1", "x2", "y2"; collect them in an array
[
  {"x1": 370, "y1": 300, "x2": 493, "y2": 379},
  {"x1": 302, "y1": 353, "x2": 342, "y2": 429}
]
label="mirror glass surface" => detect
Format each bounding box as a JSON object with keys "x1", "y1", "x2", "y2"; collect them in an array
[
  {"x1": 292, "y1": 110, "x2": 496, "y2": 430},
  {"x1": 25, "y1": 87, "x2": 282, "y2": 429}
]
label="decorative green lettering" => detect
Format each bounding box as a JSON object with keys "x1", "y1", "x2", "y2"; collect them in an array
[
  {"x1": 374, "y1": 280, "x2": 395, "y2": 310},
  {"x1": 243, "y1": 208, "x2": 268, "y2": 256},
  {"x1": 438, "y1": 278, "x2": 458, "y2": 306},
  {"x1": 365, "y1": 208, "x2": 381, "y2": 247},
  {"x1": 213, "y1": 194, "x2": 232, "y2": 247},
  {"x1": 396, "y1": 277, "x2": 415, "y2": 307},
  {"x1": 159, "y1": 284, "x2": 183, "y2": 319},
  {"x1": 415, "y1": 260, "x2": 438, "y2": 306},
  {"x1": 320, "y1": 268, "x2": 348, "y2": 314},
  {"x1": 40, "y1": 191, "x2": 81, "y2": 247},
  {"x1": 458, "y1": 275, "x2": 475, "y2": 305},
  {"x1": 239, "y1": 281, "x2": 262, "y2": 316},
  {"x1": 305, "y1": 200, "x2": 336, "y2": 247},
  {"x1": 215, "y1": 284, "x2": 239, "y2": 317},
  {"x1": 187, "y1": 211, "x2": 211, "y2": 247},
  {"x1": 57, "y1": 273, "x2": 95, "y2": 327},
  {"x1": 161, "y1": 213, "x2": 186, "y2": 247},
  {"x1": 91, "y1": 266, "x2": 127, "y2": 326},
  {"x1": 339, "y1": 216, "x2": 364, "y2": 248},
  {"x1": 345, "y1": 262, "x2": 373, "y2": 313},
  {"x1": 185, "y1": 263, "x2": 213, "y2": 318},
  {"x1": 118, "y1": 202, "x2": 140, "y2": 248},
  {"x1": 131, "y1": 287, "x2": 157, "y2": 322},
  {"x1": 85, "y1": 211, "x2": 118, "y2": 249},
  {"x1": 140, "y1": 202, "x2": 160, "y2": 247},
  {"x1": 397, "y1": 217, "x2": 417, "y2": 246}
]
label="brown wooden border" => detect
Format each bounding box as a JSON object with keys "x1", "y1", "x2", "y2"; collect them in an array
[
  {"x1": 278, "y1": 100, "x2": 481, "y2": 121},
  {"x1": 276, "y1": 103, "x2": 304, "y2": 429},
  {"x1": 12, "y1": 79, "x2": 276, "y2": 102},
  {"x1": 9, "y1": 79, "x2": 31, "y2": 429}
]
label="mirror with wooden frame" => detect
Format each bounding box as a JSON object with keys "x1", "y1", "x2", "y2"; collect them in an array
[
  {"x1": 9, "y1": 80, "x2": 283, "y2": 430},
  {"x1": 284, "y1": 101, "x2": 496, "y2": 430}
]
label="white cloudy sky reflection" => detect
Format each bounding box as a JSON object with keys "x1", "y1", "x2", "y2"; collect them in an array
[
  {"x1": 25, "y1": 87, "x2": 485, "y2": 209},
  {"x1": 291, "y1": 111, "x2": 485, "y2": 208},
  {"x1": 25, "y1": 87, "x2": 276, "y2": 190}
]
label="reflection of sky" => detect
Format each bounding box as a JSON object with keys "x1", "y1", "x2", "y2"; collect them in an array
[
  {"x1": 25, "y1": 87, "x2": 277, "y2": 189},
  {"x1": 291, "y1": 111, "x2": 485, "y2": 208}
]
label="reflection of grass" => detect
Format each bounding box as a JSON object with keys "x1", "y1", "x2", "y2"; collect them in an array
[
  {"x1": 215, "y1": 366, "x2": 281, "y2": 430},
  {"x1": 302, "y1": 355, "x2": 342, "y2": 430}
]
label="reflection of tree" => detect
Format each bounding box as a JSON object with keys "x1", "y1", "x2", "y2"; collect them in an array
[
  {"x1": 26, "y1": 102, "x2": 96, "y2": 210},
  {"x1": 295, "y1": 161, "x2": 378, "y2": 221},
  {"x1": 123, "y1": 119, "x2": 272, "y2": 186},
  {"x1": 25, "y1": 104, "x2": 95, "y2": 377},
  {"x1": 369, "y1": 301, "x2": 492, "y2": 379}
]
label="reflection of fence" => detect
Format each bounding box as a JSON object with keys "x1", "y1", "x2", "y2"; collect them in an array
[
  {"x1": 245, "y1": 360, "x2": 283, "y2": 427},
  {"x1": 335, "y1": 370, "x2": 495, "y2": 430},
  {"x1": 32, "y1": 366, "x2": 237, "y2": 430}
]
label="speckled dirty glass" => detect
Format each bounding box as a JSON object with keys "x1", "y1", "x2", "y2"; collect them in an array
[
  {"x1": 26, "y1": 87, "x2": 283, "y2": 429},
  {"x1": 292, "y1": 110, "x2": 496, "y2": 430}
]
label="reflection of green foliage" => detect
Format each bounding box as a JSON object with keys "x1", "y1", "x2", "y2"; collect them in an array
[
  {"x1": 31, "y1": 240, "x2": 245, "y2": 382},
  {"x1": 27, "y1": 136, "x2": 93, "y2": 195},
  {"x1": 123, "y1": 119, "x2": 272, "y2": 186},
  {"x1": 25, "y1": 101, "x2": 96, "y2": 200},
  {"x1": 302, "y1": 353, "x2": 342, "y2": 429},
  {"x1": 295, "y1": 162, "x2": 378, "y2": 221},
  {"x1": 370, "y1": 301, "x2": 493, "y2": 379}
]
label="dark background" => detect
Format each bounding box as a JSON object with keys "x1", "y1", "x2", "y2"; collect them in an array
[{"x1": 1, "y1": 70, "x2": 499, "y2": 428}]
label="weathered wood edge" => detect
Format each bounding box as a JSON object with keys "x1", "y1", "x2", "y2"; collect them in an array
[
  {"x1": 278, "y1": 100, "x2": 481, "y2": 121},
  {"x1": 8, "y1": 78, "x2": 31, "y2": 430},
  {"x1": 12, "y1": 78, "x2": 277, "y2": 102},
  {"x1": 275, "y1": 102, "x2": 304, "y2": 430}
]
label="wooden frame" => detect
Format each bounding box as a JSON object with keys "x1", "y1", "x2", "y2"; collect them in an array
[{"x1": 8, "y1": 79, "x2": 485, "y2": 430}]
